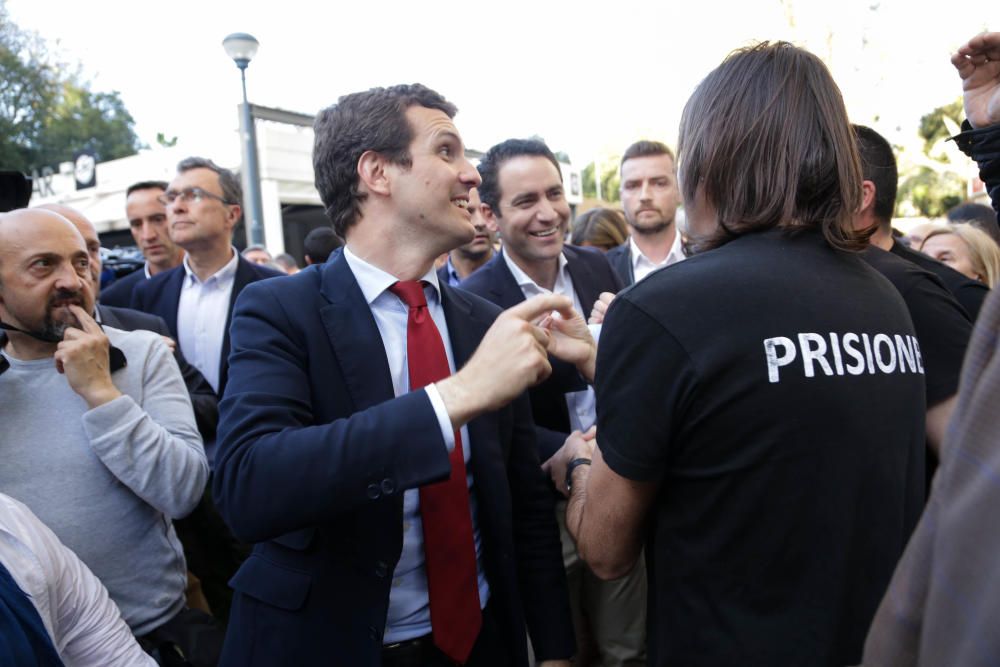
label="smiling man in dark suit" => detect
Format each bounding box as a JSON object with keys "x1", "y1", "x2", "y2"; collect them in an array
[
  {"x1": 460, "y1": 139, "x2": 641, "y2": 667},
  {"x1": 129, "y1": 158, "x2": 282, "y2": 407},
  {"x1": 213, "y1": 85, "x2": 575, "y2": 667}
]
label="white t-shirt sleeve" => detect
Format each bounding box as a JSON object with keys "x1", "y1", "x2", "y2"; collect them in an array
[{"x1": 0, "y1": 495, "x2": 155, "y2": 666}]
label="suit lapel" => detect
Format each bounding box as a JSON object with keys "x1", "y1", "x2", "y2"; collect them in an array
[
  {"x1": 218, "y1": 256, "x2": 255, "y2": 393},
  {"x1": 96, "y1": 304, "x2": 122, "y2": 329},
  {"x1": 440, "y1": 285, "x2": 503, "y2": 482},
  {"x1": 488, "y1": 251, "x2": 528, "y2": 309},
  {"x1": 161, "y1": 268, "x2": 183, "y2": 338},
  {"x1": 318, "y1": 253, "x2": 395, "y2": 411},
  {"x1": 564, "y1": 246, "x2": 602, "y2": 314}
]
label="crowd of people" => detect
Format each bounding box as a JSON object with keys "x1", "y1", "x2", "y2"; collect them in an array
[{"x1": 2, "y1": 28, "x2": 1000, "y2": 667}]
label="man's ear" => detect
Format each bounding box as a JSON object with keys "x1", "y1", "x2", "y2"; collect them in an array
[
  {"x1": 481, "y1": 203, "x2": 500, "y2": 233},
  {"x1": 225, "y1": 203, "x2": 242, "y2": 232},
  {"x1": 358, "y1": 150, "x2": 391, "y2": 197},
  {"x1": 860, "y1": 180, "x2": 877, "y2": 214}
]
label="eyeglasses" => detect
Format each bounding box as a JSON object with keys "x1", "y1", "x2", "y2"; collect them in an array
[{"x1": 157, "y1": 187, "x2": 235, "y2": 207}]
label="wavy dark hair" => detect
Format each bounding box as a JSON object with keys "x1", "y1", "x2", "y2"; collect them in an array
[
  {"x1": 678, "y1": 42, "x2": 867, "y2": 252},
  {"x1": 313, "y1": 84, "x2": 457, "y2": 238},
  {"x1": 477, "y1": 138, "x2": 562, "y2": 214}
]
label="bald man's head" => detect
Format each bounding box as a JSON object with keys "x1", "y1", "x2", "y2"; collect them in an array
[
  {"x1": 34, "y1": 204, "x2": 102, "y2": 296},
  {"x1": 0, "y1": 208, "x2": 93, "y2": 344}
]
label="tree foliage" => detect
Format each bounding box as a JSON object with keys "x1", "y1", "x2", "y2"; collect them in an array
[
  {"x1": 0, "y1": 1, "x2": 141, "y2": 173},
  {"x1": 581, "y1": 159, "x2": 621, "y2": 202},
  {"x1": 895, "y1": 97, "x2": 968, "y2": 218},
  {"x1": 917, "y1": 98, "x2": 964, "y2": 156},
  {"x1": 897, "y1": 166, "x2": 965, "y2": 218}
]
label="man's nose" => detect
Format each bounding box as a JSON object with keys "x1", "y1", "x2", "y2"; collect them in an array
[
  {"x1": 140, "y1": 221, "x2": 157, "y2": 240},
  {"x1": 461, "y1": 159, "x2": 482, "y2": 187},
  {"x1": 55, "y1": 262, "x2": 86, "y2": 291},
  {"x1": 536, "y1": 198, "x2": 558, "y2": 222}
]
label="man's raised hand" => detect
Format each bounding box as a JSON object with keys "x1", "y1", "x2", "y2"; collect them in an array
[
  {"x1": 952, "y1": 32, "x2": 1000, "y2": 129},
  {"x1": 436, "y1": 294, "x2": 573, "y2": 429},
  {"x1": 55, "y1": 305, "x2": 122, "y2": 408}
]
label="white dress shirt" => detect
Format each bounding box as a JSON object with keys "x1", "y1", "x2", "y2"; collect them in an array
[
  {"x1": 630, "y1": 229, "x2": 685, "y2": 283},
  {"x1": 501, "y1": 251, "x2": 597, "y2": 432},
  {"x1": 0, "y1": 493, "x2": 154, "y2": 666},
  {"x1": 176, "y1": 248, "x2": 239, "y2": 393},
  {"x1": 342, "y1": 247, "x2": 490, "y2": 643}
]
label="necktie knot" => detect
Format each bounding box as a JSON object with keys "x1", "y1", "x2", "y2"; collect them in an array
[{"x1": 390, "y1": 280, "x2": 428, "y2": 309}]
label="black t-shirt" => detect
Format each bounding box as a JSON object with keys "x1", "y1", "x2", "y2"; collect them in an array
[
  {"x1": 889, "y1": 241, "x2": 990, "y2": 322},
  {"x1": 596, "y1": 230, "x2": 926, "y2": 667},
  {"x1": 861, "y1": 246, "x2": 972, "y2": 407}
]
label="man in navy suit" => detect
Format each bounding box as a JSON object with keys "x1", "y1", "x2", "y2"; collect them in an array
[
  {"x1": 100, "y1": 180, "x2": 186, "y2": 309},
  {"x1": 605, "y1": 141, "x2": 685, "y2": 287},
  {"x1": 460, "y1": 139, "x2": 642, "y2": 667},
  {"x1": 130, "y1": 158, "x2": 282, "y2": 403},
  {"x1": 213, "y1": 85, "x2": 576, "y2": 666}
]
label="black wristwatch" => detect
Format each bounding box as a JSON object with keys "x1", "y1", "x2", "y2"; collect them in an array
[{"x1": 565, "y1": 457, "x2": 592, "y2": 493}]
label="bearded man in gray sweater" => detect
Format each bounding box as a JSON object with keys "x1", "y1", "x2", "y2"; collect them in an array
[{"x1": 0, "y1": 208, "x2": 208, "y2": 638}]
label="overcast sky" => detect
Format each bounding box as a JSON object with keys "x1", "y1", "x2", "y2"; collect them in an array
[{"x1": 7, "y1": 0, "x2": 990, "y2": 167}]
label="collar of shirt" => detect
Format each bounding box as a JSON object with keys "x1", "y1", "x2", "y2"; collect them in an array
[
  {"x1": 445, "y1": 256, "x2": 461, "y2": 287},
  {"x1": 630, "y1": 230, "x2": 685, "y2": 274},
  {"x1": 182, "y1": 247, "x2": 239, "y2": 289},
  {"x1": 501, "y1": 249, "x2": 571, "y2": 298},
  {"x1": 143, "y1": 263, "x2": 152, "y2": 280},
  {"x1": 342, "y1": 246, "x2": 443, "y2": 308}
]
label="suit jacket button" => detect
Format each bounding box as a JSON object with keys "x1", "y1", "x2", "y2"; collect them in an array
[
  {"x1": 381, "y1": 478, "x2": 396, "y2": 495},
  {"x1": 366, "y1": 483, "x2": 381, "y2": 500},
  {"x1": 375, "y1": 561, "x2": 388, "y2": 578}
]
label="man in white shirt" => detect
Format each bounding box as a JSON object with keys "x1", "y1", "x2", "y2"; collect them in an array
[
  {"x1": 0, "y1": 492, "x2": 154, "y2": 666},
  {"x1": 130, "y1": 157, "x2": 283, "y2": 401},
  {"x1": 461, "y1": 138, "x2": 643, "y2": 667},
  {"x1": 606, "y1": 140, "x2": 685, "y2": 286}
]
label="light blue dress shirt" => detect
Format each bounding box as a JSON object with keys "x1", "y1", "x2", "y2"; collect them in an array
[{"x1": 342, "y1": 247, "x2": 490, "y2": 643}]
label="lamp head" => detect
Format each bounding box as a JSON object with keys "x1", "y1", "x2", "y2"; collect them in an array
[{"x1": 223, "y1": 32, "x2": 259, "y2": 70}]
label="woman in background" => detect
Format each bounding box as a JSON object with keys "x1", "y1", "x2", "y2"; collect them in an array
[
  {"x1": 571, "y1": 207, "x2": 629, "y2": 252},
  {"x1": 920, "y1": 223, "x2": 1000, "y2": 287}
]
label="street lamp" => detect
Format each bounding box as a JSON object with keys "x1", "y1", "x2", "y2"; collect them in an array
[{"x1": 222, "y1": 32, "x2": 265, "y2": 247}]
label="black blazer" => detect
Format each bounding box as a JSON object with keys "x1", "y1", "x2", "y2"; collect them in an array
[
  {"x1": 97, "y1": 304, "x2": 219, "y2": 442},
  {"x1": 605, "y1": 242, "x2": 634, "y2": 287},
  {"x1": 460, "y1": 244, "x2": 624, "y2": 460},
  {"x1": 129, "y1": 254, "x2": 283, "y2": 396},
  {"x1": 100, "y1": 268, "x2": 147, "y2": 309},
  {"x1": 213, "y1": 254, "x2": 574, "y2": 666}
]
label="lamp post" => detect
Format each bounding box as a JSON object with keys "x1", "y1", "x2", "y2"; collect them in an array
[{"x1": 222, "y1": 32, "x2": 265, "y2": 247}]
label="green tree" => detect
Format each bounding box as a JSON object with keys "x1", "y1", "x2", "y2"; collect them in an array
[
  {"x1": 897, "y1": 166, "x2": 966, "y2": 218},
  {"x1": 581, "y1": 159, "x2": 621, "y2": 202},
  {"x1": 917, "y1": 98, "x2": 964, "y2": 156},
  {"x1": 0, "y1": 4, "x2": 56, "y2": 170},
  {"x1": 895, "y1": 98, "x2": 968, "y2": 217},
  {"x1": 0, "y1": 1, "x2": 141, "y2": 173}
]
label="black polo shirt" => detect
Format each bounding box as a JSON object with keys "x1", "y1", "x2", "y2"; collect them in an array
[
  {"x1": 889, "y1": 241, "x2": 989, "y2": 321},
  {"x1": 861, "y1": 246, "x2": 972, "y2": 407},
  {"x1": 596, "y1": 229, "x2": 926, "y2": 667}
]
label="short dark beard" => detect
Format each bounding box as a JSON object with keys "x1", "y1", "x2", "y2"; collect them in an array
[
  {"x1": 629, "y1": 217, "x2": 673, "y2": 236},
  {"x1": 34, "y1": 289, "x2": 85, "y2": 342}
]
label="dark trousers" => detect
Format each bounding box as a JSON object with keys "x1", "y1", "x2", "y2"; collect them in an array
[{"x1": 381, "y1": 601, "x2": 511, "y2": 667}]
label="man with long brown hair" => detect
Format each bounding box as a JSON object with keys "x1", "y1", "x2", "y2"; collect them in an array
[{"x1": 545, "y1": 42, "x2": 926, "y2": 666}]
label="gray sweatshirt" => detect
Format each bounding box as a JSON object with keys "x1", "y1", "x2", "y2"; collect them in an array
[{"x1": 0, "y1": 326, "x2": 208, "y2": 635}]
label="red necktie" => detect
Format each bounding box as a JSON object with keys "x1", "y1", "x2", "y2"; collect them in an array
[{"x1": 389, "y1": 280, "x2": 482, "y2": 663}]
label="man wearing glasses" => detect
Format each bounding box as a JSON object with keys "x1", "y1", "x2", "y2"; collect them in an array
[{"x1": 130, "y1": 158, "x2": 282, "y2": 422}]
